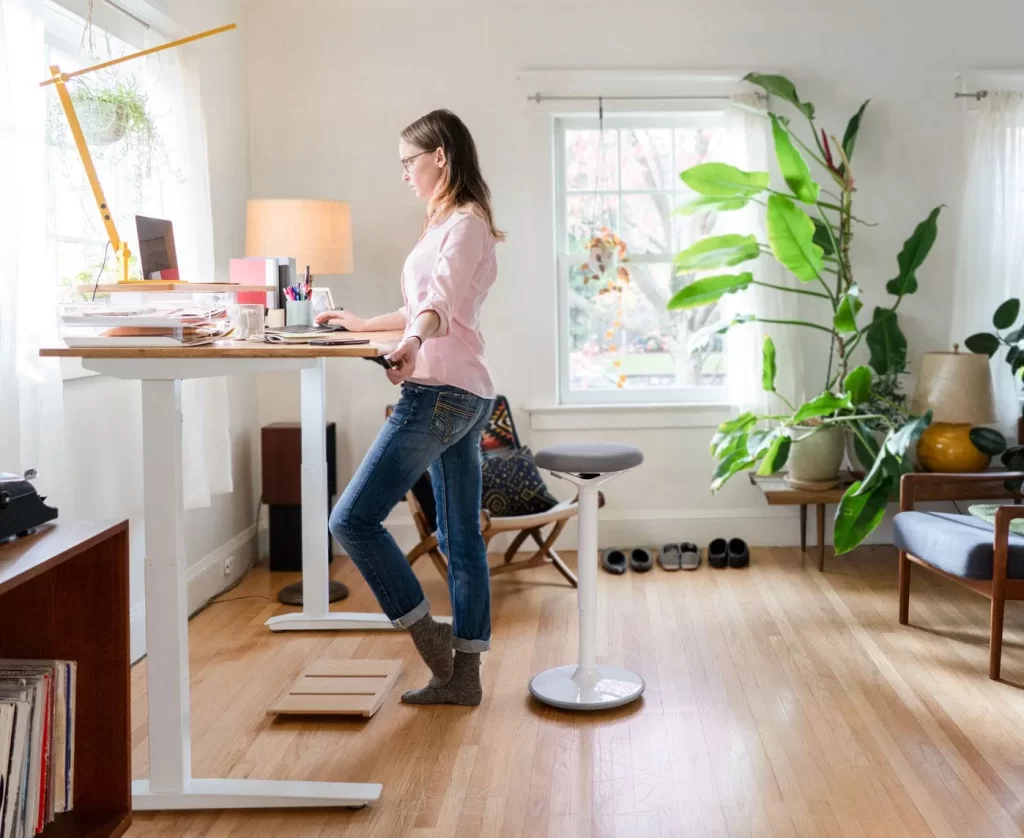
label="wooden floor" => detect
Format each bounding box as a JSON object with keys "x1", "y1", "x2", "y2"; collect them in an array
[{"x1": 124, "y1": 546, "x2": 1024, "y2": 838}]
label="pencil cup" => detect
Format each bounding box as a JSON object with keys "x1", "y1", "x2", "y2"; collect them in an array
[{"x1": 286, "y1": 299, "x2": 313, "y2": 327}]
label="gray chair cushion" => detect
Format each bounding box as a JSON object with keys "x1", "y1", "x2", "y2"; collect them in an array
[
  {"x1": 534, "y1": 443, "x2": 643, "y2": 475},
  {"x1": 892, "y1": 510, "x2": 1024, "y2": 580}
]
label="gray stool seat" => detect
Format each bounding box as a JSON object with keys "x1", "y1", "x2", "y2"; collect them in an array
[{"x1": 535, "y1": 443, "x2": 643, "y2": 475}]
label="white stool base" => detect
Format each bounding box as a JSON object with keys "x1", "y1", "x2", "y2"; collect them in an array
[{"x1": 528, "y1": 664, "x2": 645, "y2": 711}]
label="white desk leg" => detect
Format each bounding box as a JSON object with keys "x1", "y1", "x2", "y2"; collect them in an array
[
  {"x1": 134, "y1": 378, "x2": 382, "y2": 810},
  {"x1": 265, "y1": 359, "x2": 451, "y2": 632}
]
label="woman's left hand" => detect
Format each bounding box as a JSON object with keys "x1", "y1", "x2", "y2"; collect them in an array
[{"x1": 385, "y1": 337, "x2": 420, "y2": 385}]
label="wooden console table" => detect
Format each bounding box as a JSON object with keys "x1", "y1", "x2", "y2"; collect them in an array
[
  {"x1": 0, "y1": 520, "x2": 131, "y2": 838},
  {"x1": 750, "y1": 470, "x2": 1022, "y2": 572}
]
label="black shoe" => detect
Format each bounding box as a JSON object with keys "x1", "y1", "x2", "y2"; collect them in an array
[
  {"x1": 708, "y1": 538, "x2": 728, "y2": 569},
  {"x1": 728, "y1": 538, "x2": 750, "y2": 568},
  {"x1": 601, "y1": 548, "x2": 627, "y2": 574},
  {"x1": 630, "y1": 547, "x2": 653, "y2": 572}
]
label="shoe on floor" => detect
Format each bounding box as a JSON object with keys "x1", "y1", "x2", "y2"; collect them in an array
[
  {"x1": 708, "y1": 538, "x2": 728, "y2": 569},
  {"x1": 728, "y1": 538, "x2": 750, "y2": 568},
  {"x1": 680, "y1": 542, "x2": 701, "y2": 570},
  {"x1": 601, "y1": 548, "x2": 627, "y2": 575},
  {"x1": 658, "y1": 544, "x2": 682, "y2": 571},
  {"x1": 630, "y1": 547, "x2": 654, "y2": 572}
]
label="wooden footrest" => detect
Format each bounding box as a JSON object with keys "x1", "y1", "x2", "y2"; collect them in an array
[{"x1": 269, "y1": 659, "x2": 402, "y2": 718}]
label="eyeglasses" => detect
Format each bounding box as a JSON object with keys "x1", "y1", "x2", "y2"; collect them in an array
[{"x1": 401, "y1": 151, "x2": 428, "y2": 173}]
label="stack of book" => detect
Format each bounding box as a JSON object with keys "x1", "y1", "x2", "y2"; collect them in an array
[
  {"x1": 59, "y1": 306, "x2": 233, "y2": 347},
  {"x1": 0, "y1": 661, "x2": 76, "y2": 838}
]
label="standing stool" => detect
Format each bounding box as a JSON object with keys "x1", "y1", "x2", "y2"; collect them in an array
[{"x1": 529, "y1": 443, "x2": 645, "y2": 710}]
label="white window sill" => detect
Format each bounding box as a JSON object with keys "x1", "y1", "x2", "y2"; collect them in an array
[{"x1": 525, "y1": 403, "x2": 732, "y2": 432}]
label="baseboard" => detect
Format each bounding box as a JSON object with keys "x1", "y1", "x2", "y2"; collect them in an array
[{"x1": 129, "y1": 524, "x2": 258, "y2": 664}]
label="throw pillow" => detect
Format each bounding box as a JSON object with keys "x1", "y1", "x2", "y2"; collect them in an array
[
  {"x1": 968, "y1": 503, "x2": 1024, "y2": 536},
  {"x1": 481, "y1": 446, "x2": 559, "y2": 518}
]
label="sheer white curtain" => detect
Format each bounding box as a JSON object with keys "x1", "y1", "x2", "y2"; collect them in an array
[
  {"x1": 949, "y1": 92, "x2": 1024, "y2": 440},
  {"x1": 720, "y1": 92, "x2": 808, "y2": 415},
  {"x1": 146, "y1": 33, "x2": 232, "y2": 509},
  {"x1": 0, "y1": 0, "x2": 66, "y2": 500}
]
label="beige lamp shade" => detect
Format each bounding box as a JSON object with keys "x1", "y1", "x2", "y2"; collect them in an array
[
  {"x1": 245, "y1": 199, "x2": 353, "y2": 275},
  {"x1": 910, "y1": 349, "x2": 998, "y2": 424}
]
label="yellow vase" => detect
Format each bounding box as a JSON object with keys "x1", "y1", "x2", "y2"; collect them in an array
[{"x1": 916, "y1": 422, "x2": 991, "y2": 472}]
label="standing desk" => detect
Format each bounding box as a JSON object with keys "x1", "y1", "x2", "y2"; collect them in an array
[{"x1": 40, "y1": 335, "x2": 411, "y2": 812}]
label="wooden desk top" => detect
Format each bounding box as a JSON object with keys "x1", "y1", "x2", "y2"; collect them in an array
[{"x1": 39, "y1": 330, "x2": 403, "y2": 359}]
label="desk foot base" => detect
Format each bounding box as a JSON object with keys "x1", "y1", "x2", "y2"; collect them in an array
[
  {"x1": 132, "y1": 778, "x2": 382, "y2": 810},
  {"x1": 265, "y1": 611, "x2": 453, "y2": 632}
]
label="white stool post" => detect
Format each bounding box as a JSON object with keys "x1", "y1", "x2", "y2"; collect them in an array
[{"x1": 529, "y1": 444, "x2": 645, "y2": 711}]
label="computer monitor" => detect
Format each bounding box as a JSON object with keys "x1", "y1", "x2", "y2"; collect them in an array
[{"x1": 135, "y1": 215, "x2": 179, "y2": 280}]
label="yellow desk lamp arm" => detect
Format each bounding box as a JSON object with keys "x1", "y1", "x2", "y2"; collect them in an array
[{"x1": 41, "y1": 24, "x2": 236, "y2": 285}]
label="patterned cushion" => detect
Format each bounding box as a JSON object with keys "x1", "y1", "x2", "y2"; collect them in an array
[
  {"x1": 480, "y1": 395, "x2": 520, "y2": 454},
  {"x1": 481, "y1": 446, "x2": 559, "y2": 518}
]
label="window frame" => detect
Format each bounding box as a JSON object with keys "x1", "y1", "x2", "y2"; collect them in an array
[{"x1": 552, "y1": 110, "x2": 731, "y2": 407}]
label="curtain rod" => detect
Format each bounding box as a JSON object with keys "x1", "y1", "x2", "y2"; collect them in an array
[
  {"x1": 527, "y1": 93, "x2": 733, "y2": 104},
  {"x1": 102, "y1": 0, "x2": 152, "y2": 30},
  {"x1": 955, "y1": 90, "x2": 989, "y2": 100}
]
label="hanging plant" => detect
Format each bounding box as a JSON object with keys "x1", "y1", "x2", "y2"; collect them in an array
[{"x1": 580, "y1": 226, "x2": 631, "y2": 294}]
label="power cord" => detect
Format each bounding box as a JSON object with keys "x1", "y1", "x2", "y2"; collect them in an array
[{"x1": 90, "y1": 240, "x2": 111, "y2": 302}]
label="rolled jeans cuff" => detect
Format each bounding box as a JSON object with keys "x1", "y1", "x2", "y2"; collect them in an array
[
  {"x1": 453, "y1": 636, "x2": 490, "y2": 653},
  {"x1": 392, "y1": 598, "x2": 430, "y2": 629}
]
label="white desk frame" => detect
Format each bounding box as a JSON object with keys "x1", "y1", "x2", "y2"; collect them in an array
[{"x1": 82, "y1": 353, "x2": 401, "y2": 811}]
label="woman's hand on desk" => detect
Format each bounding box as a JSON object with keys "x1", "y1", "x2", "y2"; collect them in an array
[
  {"x1": 385, "y1": 337, "x2": 420, "y2": 385},
  {"x1": 315, "y1": 310, "x2": 367, "y2": 331}
]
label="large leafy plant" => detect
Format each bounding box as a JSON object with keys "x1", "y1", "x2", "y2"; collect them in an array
[{"x1": 668, "y1": 73, "x2": 939, "y2": 554}]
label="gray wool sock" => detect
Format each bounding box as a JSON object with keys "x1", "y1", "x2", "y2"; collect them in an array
[
  {"x1": 407, "y1": 614, "x2": 454, "y2": 683},
  {"x1": 401, "y1": 651, "x2": 482, "y2": 706}
]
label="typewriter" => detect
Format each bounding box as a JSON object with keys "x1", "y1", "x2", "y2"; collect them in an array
[{"x1": 0, "y1": 470, "x2": 58, "y2": 544}]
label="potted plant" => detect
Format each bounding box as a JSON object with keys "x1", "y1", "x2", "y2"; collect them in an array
[
  {"x1": 845, "y1": 368, "x2": 911, "y2": 475},
  {"x1": 964, "y1": 297, "x2": 1024, "y2": 445},
  {"x1": 668, "y1": 72, "x2": 938, "y2": 554}
]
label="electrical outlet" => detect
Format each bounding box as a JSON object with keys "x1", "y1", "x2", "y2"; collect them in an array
[{"x1": 223, "y1": 556, "x2": 234, "y2": 576}]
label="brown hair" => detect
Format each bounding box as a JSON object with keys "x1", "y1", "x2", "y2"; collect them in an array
[{"x1": 402, "y1": 109, "x2": 505, "y2": 241}]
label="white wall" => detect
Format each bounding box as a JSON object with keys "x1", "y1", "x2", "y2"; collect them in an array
[
  {"x1": 245, "y1": 0, "x2": 1024, "y2": 551},
  {"x1": 57, "y1": 0, "x2": 256, "y2": 661}
]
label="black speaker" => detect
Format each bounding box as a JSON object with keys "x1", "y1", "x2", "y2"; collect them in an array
[{"x1": 268, "y1": 503, "x2": 333, "y2": 572}]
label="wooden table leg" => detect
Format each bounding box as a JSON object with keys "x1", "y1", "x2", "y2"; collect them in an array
[
  {"x1": 817, "y1": 503, "x2": 826, "y2": 572},
  {"x1": 800, "y1": 504, "x2": 807, "y2": 552}
]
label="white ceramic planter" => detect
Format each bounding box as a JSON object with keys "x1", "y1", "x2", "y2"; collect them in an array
[{"x1": 784, "y1": 424, "x2": 846, "y2": 487}]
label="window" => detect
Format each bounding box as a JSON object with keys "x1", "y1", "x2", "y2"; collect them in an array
[
  {"x1": 554, "y1": 113, "x2": 732, "y2": 405},
  {"x1": 42, "y1": 0, "x2": 169, "y2": 299}
]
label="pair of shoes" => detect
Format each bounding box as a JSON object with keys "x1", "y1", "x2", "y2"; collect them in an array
[
  {"x1": 708, "y1": 538, "x2": 750, "y2": 569},
  {"x1": 659, "y1": 543, "x2": 700, "y2": 571},
  {"x1": 601, "y1": 547, "x2": 654, "y2": 574}
]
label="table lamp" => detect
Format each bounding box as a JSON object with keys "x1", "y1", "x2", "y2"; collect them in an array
[
  {"x1": 245, "y1": 199, "x2": 354, "y2": 293},
  {"x1": 910, "y1": 346, "x2": 998, "y2": 472},
  {"x1": 245, "y1": 199, "x2": 354, "y2": 606}
]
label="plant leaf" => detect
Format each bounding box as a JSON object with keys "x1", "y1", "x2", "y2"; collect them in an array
[
  {"x1": 993, "y1": 298, "x2": 1021, "y2": 330},
  {"x1": 834, "y1": 477, "x2": 892, "y2": 555},
  {"x1": 834, "y1": 286, "x2": 863, "y2": 334},
  {"x1": 766, "y1": 195, "x2": 824, "y2": 282},
  {"x1": 849, "y1": 419, "x2": 881, "y2": 470},
  {"x1": 844, "y1": 365, "x2": 873, "y2": 404},
  {"x1": 841, "y1": 100, "x2": 870, "y2": 163},
  {"x1": 884, "y1": 206, "x2": 942, "y2": 296},
  {"x1": 970, "y1": 426, "x2": 1007, "y2": 456},
  {"x1": 812, "y1": 218, "x2": 836, "y2": 256},
  {"x1": 688, "y1": 314, "x2": 756, "y2": 350},
  {"x1": 757, "y1": 434, "x2": 791, "y2": 475},
  {"x1": 672, "y1": 195, "x2": 751, "y2": 216},
  {"x1": 866, "y1": 308, "x2": 907, "y2": 374},
  {"x1": 680, "y1": 163, "x2": 770, "y2": 198},
  {"x1": 674, "y1": 234, "x2": 760, "y2": 271},
  {"x1": 711, "y1": 450, "x2": 755, "y2": 492},
  {"x1": 746, "y1": 428, "x2": 772, "y2": 458},
  {"x1": 771, "y1": 114, "x2": 819, "y2": 203},
  {"x1": 885, "y1": 410, "x2": 932, "y2": 459},
  {"x1": 667, "y1": 272, "x2": 754, "y2": 310},
  {"x1": 792, "y1": 392, "x2": 853, "y2": 424},
  {"x1": 743, "y1": 73, "x2": 815, "y2": 120},
  {"x1": 964, "y1": 332, "x2": 1001, "y2": 357},
  {"x1": 762, "y1": 335, "x2": 777, "y2": 392},
  {"x1": 710, "y1": 412, "x2": 757, "y2": 457}
]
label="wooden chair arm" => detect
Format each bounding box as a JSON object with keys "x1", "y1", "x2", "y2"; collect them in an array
[{"x1": 899, "y1": 471, "x2": 1024, "y2": 511}]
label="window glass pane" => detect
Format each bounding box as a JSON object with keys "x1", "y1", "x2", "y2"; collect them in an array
[
  {"x1": 621, "y1": 193, "x2": 672, "y2": 255},
  {"x1": 564, "y1": 129, "x2": 618, "y2": 191},
  {"x1": 566, "y1": 194, "x2": 618, "y2": 253},
  {"x1": 620, "y1": 127, "x2": 672, "y2": 190},
  {"x1": 566, "y1": 263, "x2": 726, "y2": 393}
]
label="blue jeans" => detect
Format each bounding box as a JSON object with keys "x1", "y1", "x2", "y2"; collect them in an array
[{"x1": 329, "y1": 382, "x2": 495, "y2": 652}]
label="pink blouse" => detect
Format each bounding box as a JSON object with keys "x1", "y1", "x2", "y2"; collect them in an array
[{"x1": 400, "y1": 210, "x2": 498, "y2": 399}]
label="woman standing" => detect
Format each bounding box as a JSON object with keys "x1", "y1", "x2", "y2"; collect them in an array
[{"x1": 317, "y1": 109, "x2": 502, "y2": 706}]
